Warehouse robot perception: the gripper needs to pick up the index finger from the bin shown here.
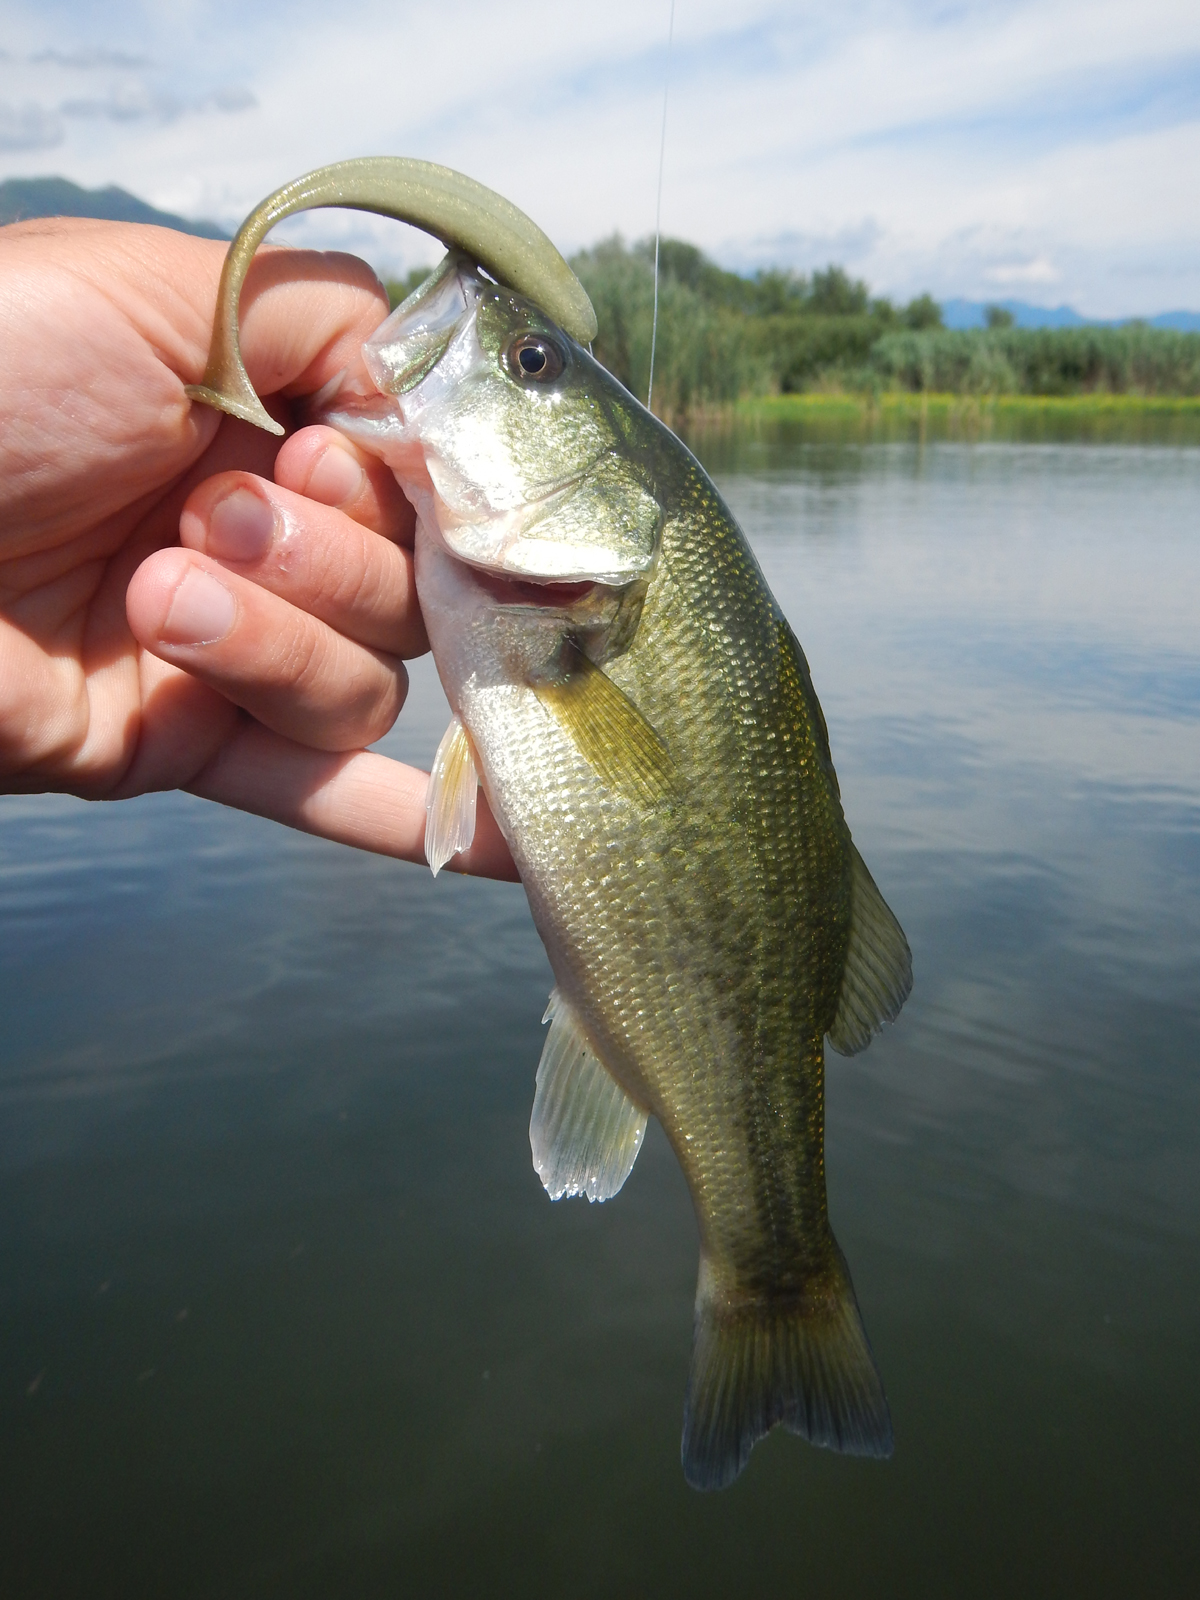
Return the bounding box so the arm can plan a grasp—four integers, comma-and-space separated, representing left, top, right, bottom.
188, 720, 520, 882
274, 425, 415, 545
223, 246, 391, 412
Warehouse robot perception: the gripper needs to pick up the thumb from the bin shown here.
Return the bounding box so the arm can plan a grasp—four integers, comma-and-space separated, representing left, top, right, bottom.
210, 244, 392, 407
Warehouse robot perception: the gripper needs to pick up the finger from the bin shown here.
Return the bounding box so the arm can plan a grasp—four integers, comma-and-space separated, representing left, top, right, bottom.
273, 426, 415, 545
178, 474, 427, 658
0, 230, 393, 550
127, 547, 407, 752
210, 247, 391, 409
188, 719, 519, 881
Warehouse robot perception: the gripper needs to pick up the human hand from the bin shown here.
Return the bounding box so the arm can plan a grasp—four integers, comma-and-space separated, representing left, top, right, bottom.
0, 218, 515, 880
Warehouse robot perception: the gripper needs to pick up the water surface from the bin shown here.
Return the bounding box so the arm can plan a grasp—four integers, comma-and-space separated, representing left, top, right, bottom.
2, 432, 1197, 1597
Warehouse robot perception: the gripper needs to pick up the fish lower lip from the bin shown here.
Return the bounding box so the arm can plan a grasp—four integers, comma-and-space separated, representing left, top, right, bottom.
470, 569, 598, 607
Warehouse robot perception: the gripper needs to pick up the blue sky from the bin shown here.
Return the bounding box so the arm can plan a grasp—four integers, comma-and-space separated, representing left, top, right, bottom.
1, 1, 1198, 315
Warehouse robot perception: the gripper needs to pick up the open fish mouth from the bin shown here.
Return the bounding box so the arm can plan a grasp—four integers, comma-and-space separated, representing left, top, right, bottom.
466, 569, 600, 608
429, 479, 647, 588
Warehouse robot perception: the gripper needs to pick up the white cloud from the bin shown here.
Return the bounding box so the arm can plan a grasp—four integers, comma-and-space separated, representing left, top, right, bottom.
1, 1, 1198, 314
985, 259, 1061, 286
0, 35, 256, 159
31, 47, 151, 69
0, 102, 63, 152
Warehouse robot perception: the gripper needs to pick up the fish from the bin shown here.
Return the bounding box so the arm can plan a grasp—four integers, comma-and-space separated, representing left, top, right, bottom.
325, 256, 912, 1490
187, 160, 912, 1491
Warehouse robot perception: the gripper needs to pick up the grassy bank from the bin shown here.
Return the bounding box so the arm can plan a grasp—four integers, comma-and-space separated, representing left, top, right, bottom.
870, 326, 1200, 398
713, 391, 1200, 445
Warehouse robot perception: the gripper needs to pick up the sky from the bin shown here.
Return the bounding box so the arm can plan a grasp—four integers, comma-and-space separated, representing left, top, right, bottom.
1, 0, 1198, 315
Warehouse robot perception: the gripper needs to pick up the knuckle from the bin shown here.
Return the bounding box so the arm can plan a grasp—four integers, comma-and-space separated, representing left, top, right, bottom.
342, 652, 407, 743
300, 523, 379, 621
274, 615, 327, 695
280, 629, 407, 750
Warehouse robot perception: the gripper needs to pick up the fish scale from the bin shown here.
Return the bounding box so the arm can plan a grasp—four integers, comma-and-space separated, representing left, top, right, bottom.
607, 487, 847, 1286
422, 332, 904, 1480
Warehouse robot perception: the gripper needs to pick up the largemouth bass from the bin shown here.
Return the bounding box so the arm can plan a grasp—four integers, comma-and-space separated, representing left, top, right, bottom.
325, 255, 913, 1489
184, 159, 911, 1489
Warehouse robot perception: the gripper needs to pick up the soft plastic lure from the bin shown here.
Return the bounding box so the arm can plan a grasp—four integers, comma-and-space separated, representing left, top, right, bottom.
186, 155, 596, 435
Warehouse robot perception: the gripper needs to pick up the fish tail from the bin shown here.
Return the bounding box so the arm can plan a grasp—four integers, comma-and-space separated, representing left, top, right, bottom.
681, 1243, 893, 1491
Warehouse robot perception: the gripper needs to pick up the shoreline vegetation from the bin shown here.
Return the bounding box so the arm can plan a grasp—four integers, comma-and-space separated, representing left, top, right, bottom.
711, 391, 1200, 446
386, 237, 1200, 428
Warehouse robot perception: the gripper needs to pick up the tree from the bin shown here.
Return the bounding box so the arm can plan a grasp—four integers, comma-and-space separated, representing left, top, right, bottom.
808, 265, 870, 316
903, 294, 943, 330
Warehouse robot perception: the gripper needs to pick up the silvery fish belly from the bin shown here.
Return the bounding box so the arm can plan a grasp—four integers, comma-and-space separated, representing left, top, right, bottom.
328, 254, 912, 1490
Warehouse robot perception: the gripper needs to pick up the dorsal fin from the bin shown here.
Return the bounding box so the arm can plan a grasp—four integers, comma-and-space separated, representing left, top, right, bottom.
533, 647, 675, 808
827, 845, 912, 1056
530, 990, 648, 1203
424, 715, 478, 876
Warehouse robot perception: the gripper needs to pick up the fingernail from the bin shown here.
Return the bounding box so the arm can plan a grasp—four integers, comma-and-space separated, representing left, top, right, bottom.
161, 568, 237, 645
306, 444, 366, 506
206, 487, 275, 562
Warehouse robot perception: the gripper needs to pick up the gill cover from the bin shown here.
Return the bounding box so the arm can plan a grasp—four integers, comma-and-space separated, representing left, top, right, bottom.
184, 156, 597, 436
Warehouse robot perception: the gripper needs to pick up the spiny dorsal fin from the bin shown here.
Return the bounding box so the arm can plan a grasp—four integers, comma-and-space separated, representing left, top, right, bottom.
827, 844, 912, 1056
424, 714, 478, 876
534, 647, 675, 807
530, 989, 648, 1203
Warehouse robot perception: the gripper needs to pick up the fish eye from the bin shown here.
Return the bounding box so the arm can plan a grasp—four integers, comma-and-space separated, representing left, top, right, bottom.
506, 333, 566, 385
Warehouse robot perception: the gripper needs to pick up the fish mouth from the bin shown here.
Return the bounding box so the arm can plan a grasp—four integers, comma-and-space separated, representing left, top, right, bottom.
364, 257, 477, 402
431, 534, 618, 624
468, 568, 600, 608
426, 448, 650, 587
434, 458, 598, 539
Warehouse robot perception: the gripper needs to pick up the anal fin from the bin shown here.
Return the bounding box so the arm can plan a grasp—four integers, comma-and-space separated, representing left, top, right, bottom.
530, 989, 648, 1203
827, 844, 913, 1056
424, 715, 478, 877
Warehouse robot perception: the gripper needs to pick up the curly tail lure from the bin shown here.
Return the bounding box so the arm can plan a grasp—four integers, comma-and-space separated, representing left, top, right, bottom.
185, 155, 597, 436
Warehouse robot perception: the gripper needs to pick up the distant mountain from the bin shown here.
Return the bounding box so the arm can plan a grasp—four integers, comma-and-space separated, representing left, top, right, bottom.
941, 297, 1200, 333
1145, 310, 1200, 332
0, 177, 229, 240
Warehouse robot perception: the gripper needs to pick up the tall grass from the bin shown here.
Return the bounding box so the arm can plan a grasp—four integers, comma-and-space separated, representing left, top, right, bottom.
871, 326, 1200, 397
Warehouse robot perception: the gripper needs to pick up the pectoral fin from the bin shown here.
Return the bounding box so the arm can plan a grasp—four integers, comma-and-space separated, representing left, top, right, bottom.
530, 989, 648, 1203
534, 648, 675, 808
424, 715, 478, 876
827, 845, 912, 1056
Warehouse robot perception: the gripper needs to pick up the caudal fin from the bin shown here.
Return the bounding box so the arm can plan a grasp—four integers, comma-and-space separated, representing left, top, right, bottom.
681, 1247, 893, 1491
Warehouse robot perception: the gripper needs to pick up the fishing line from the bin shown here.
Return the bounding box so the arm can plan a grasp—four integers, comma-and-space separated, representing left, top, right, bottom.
647, 0, 676, 414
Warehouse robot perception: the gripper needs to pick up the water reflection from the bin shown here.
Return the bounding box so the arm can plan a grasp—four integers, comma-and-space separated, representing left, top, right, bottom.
1, 434, 1197, 1597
